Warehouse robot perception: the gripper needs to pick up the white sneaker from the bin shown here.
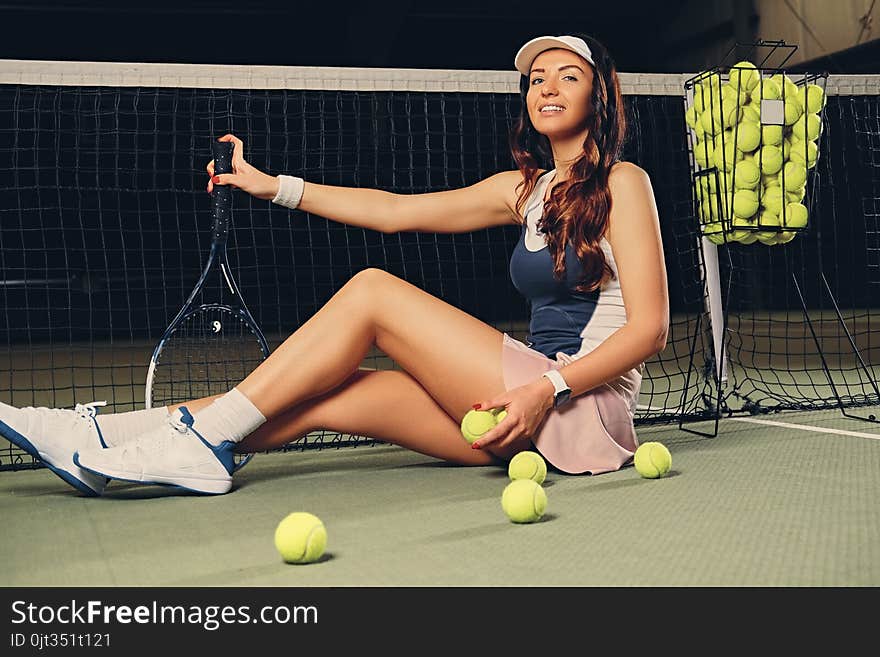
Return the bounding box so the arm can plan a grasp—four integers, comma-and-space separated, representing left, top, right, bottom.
0, 400, 110, 496
74, 406, 235, 495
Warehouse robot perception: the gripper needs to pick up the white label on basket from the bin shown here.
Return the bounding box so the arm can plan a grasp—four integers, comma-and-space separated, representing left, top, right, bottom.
760, 99, 784, 125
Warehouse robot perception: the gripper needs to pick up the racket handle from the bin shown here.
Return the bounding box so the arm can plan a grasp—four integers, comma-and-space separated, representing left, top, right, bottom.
211, 140, 234, 242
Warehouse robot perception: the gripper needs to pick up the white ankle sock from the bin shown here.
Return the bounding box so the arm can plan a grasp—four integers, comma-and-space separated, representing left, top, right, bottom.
190, 387, 266, 446
94, 406, 171, 447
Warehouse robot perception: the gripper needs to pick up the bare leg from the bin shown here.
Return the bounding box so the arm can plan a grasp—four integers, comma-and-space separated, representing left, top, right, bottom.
239, 368, 502, 465
165, 268, 529, 461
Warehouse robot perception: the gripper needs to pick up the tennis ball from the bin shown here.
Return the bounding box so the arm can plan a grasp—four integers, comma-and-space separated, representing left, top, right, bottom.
733, 158, 760, 189
755, 208, 781, 242
789, 138, 819, 168
733, 188, 759, 218
804, 83, 826, 113
700, 107, 721, 136
760, 77, 782, 100
721, 81, 748, 107
738, 232, 759, 244
783, 95, 803, 126
783, 202, 809, 229
706, 228, 726, 245
501, 479, 547, 523
741, 103, 760, 124
791, 112, 821, 141
460, 409, 501, 444
729, 61, 760, 94
693, 139, 714, 168
781, 161, 807, 192
762, 124, 783, 146
787, 186, 806, 203
685, 105, 700, 131
776, 230, 796, 244
759, 144, 783, 175
771, 73, 800, 103
274, 512, 327, 564
735, 121, 761, 152
633, 442, 672, 479
508, 451, 547, 484
761, 186, 785, 216
713, 138, 743, 171
728, 214, 756, 241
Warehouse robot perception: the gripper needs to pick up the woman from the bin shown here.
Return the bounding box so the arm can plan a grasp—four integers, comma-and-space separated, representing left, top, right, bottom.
0, 34, 668, 496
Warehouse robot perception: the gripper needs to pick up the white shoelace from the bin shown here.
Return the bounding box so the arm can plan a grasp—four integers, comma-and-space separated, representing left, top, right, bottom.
74, 401, 107, 426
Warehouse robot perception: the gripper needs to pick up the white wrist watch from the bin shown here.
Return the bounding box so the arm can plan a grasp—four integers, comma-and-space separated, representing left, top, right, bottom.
541, 370, 572, 408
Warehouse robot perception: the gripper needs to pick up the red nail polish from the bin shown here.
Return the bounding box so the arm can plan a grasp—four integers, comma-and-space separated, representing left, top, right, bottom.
471, 443, 480, 449
472, 404, 481, 410
212, 175, 220, 183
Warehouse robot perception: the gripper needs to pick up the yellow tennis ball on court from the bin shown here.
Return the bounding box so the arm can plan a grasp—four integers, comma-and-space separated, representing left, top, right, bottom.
460, 409, 499, 445
759, 145, 783, 175
633, 442, 672, 479
781, 161, 807, 192
501, 479, 547, 523
274, 512, 327, 564
508, 451, 547, 484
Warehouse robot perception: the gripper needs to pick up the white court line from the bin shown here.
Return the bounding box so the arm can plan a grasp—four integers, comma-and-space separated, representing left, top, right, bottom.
730, 417, 880, 441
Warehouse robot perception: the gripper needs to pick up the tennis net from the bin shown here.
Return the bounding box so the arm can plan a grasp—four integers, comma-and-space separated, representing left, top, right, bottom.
0, 61, 877, 469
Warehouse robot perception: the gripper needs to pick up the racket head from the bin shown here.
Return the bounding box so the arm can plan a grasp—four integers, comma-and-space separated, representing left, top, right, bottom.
146, 303, 269, 410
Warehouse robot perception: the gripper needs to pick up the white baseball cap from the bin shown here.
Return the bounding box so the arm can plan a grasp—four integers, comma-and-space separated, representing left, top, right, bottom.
514, 35, 595, 76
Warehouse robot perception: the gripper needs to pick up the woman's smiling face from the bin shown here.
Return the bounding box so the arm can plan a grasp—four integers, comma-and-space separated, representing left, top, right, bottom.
526, 48, 595, 140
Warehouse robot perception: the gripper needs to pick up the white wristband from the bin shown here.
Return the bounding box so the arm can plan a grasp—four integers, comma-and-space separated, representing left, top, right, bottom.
272, 175, 305, 210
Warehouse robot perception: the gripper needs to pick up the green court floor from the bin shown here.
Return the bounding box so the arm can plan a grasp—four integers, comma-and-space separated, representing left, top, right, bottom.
2, 408, 878, 587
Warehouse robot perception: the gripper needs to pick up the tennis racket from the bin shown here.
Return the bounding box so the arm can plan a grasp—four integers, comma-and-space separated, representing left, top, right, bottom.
145, 139, 270, 422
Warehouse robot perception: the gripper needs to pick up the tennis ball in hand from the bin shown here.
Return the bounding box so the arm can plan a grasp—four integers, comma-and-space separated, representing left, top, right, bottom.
460, 408, 506, 444
501, 479, 547, 523
508, 451, 547, 484
274, 512, 327, 564
633, 442, 672, 479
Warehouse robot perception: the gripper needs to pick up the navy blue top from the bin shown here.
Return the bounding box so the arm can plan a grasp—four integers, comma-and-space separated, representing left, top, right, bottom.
509, 171, 599, 358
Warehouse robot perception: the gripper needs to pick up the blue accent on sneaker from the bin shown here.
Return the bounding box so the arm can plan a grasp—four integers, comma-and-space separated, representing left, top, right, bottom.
0, 419, 101, 496
178, 406, 195, 427
176, 406, 236, 476
92, 416, 109, 449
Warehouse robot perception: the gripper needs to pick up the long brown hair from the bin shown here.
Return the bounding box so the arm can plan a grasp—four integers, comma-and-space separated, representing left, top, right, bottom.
508, 33, 627, 293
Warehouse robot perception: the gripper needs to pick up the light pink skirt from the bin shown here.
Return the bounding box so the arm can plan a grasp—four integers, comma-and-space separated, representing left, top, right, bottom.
501, 333, 639, 475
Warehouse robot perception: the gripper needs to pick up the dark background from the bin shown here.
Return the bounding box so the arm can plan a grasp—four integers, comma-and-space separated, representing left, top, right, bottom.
1, 0, 878, 73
